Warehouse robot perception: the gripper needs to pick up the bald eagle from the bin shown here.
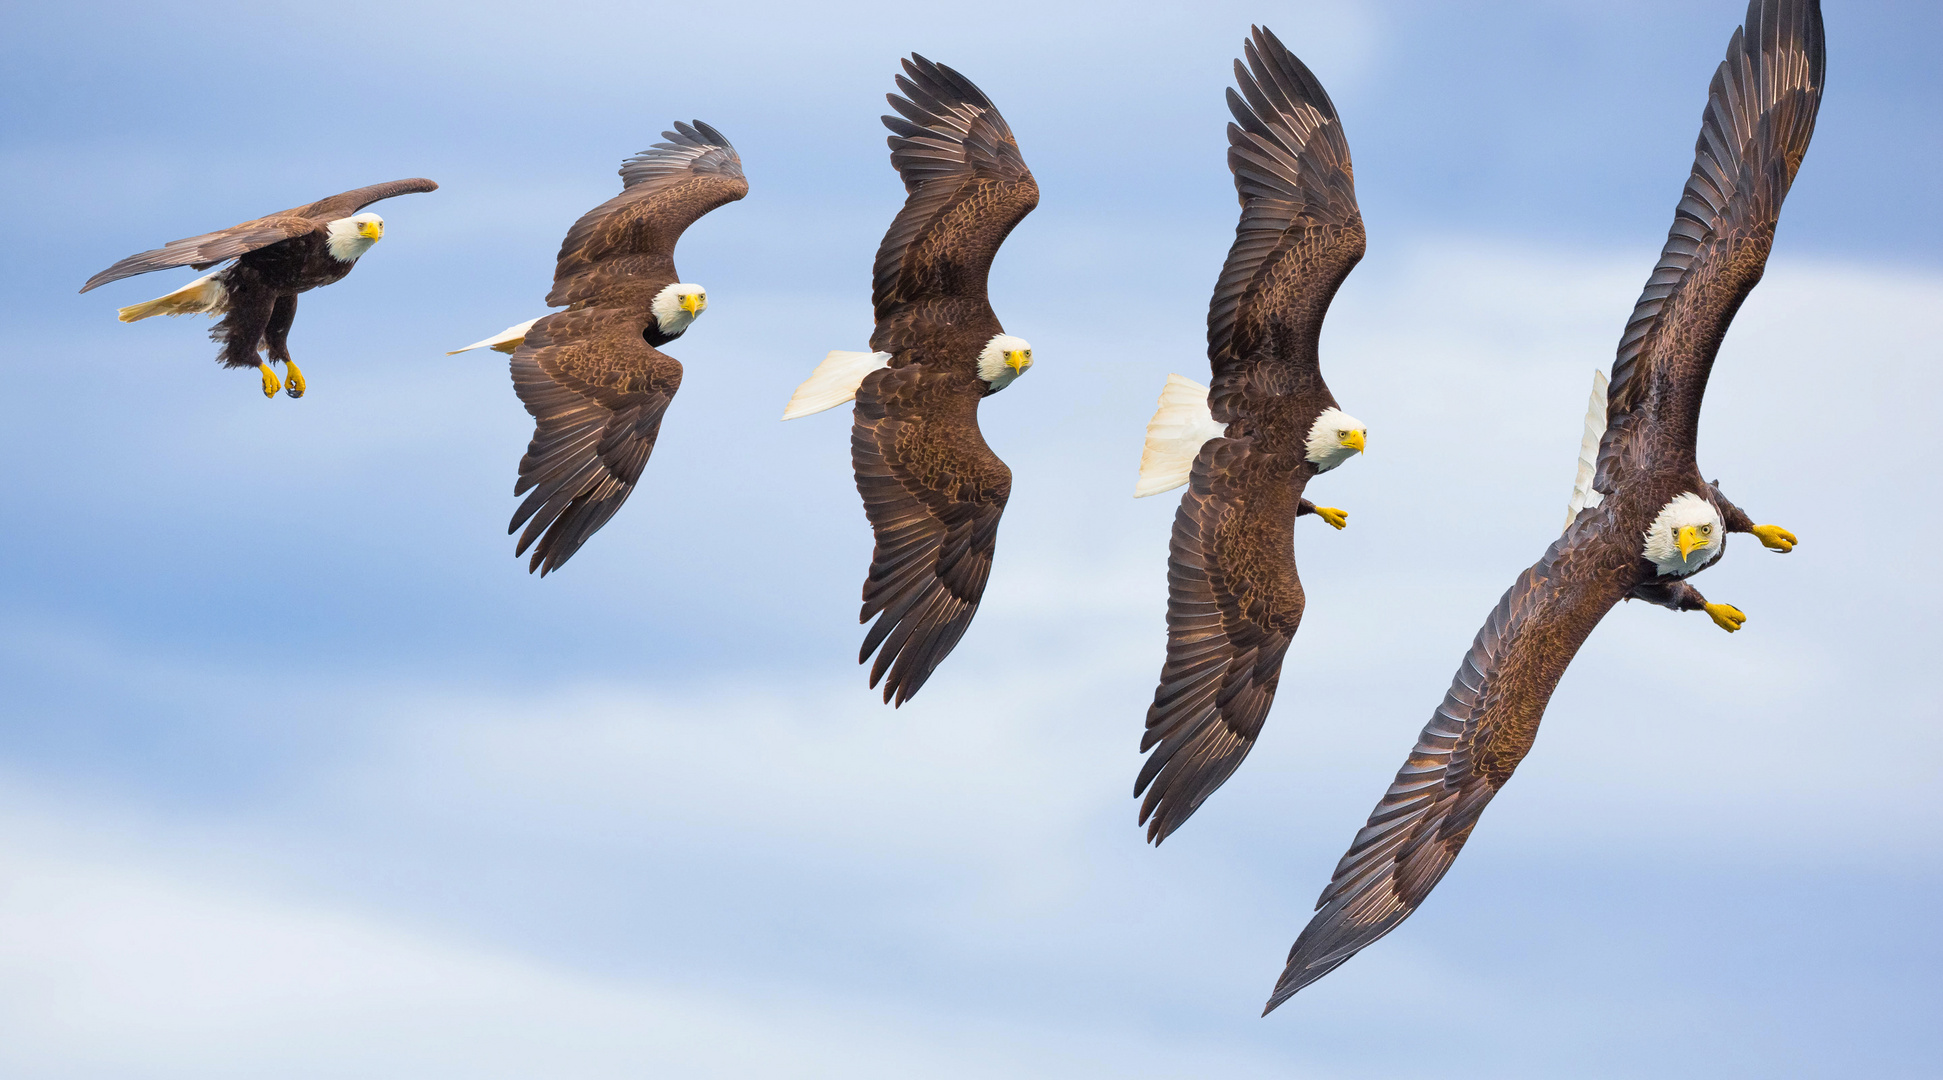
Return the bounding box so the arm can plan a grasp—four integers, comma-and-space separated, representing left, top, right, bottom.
450, 122, 747, 576
1130, 26, 1367, 844
781, 55, 1039, 706
1266, 0, 1820, 1012
80, 179, 439, 398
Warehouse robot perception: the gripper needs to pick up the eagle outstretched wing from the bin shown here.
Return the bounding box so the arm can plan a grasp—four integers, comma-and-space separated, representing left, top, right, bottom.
1598, 0, 1824, 487
1266, 537, 1629, 1011
508, 306, 680, 576
1205, 25, 1363, 424
80, 178, 439, 293
1137, 441, 1305, 843
547, 123, 748, 308
870, 54, 1038, 323
1134, 26, 1364, 843
852, 364, 1011, 706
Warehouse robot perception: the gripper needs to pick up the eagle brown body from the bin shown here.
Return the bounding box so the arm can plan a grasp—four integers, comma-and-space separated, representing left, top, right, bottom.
507, 122, 747, 575
1137, 27, 1366, 843
80, 178, 438, 381
849, 56, 1039, 706
1266, 0, 1824, 1010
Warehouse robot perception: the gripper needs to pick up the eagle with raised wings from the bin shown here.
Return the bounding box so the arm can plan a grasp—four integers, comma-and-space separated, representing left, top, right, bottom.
1129, 26, 1368, 844
451, 122, 747, 576
1266, 0, 1821, 1011
81, 178, 439, 398
781, 55, 1040, 706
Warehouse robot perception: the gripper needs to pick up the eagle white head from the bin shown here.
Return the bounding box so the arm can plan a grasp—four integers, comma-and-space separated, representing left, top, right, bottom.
325, 213, 385, 262
1643, 492, 1725, 576
977, 334, 1034, 392
1304, 407, 1367, 472
651, 282, 708, 335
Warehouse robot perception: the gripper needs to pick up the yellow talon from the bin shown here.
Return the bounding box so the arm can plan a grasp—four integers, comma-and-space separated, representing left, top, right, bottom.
258, 363, 281, 398
1750, 524, 1796, 552
1704, 602, 1746, 633
283, 360, 307, 399
1313, 506, 1349, 530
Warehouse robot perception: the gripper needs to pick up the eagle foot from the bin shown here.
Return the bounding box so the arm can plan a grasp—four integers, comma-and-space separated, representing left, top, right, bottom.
1750, 524, 1795, 552
1312, 506, 1349, 530
283, 360, 307, 399
257, 363, 282, 399
1704, 602, 1746, 633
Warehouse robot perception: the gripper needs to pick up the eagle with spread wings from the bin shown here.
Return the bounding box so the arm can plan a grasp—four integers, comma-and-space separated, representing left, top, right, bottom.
452, 122, 747, 575
1266, 0, 1822, 1011
81, 178, 439, 398
782, 56, 1040, 706
1130, 26, 1368, 843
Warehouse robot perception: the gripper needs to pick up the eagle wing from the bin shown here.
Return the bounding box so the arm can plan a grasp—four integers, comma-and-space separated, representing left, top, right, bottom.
1133, 27, 1364, 844
546, 123, 748, 308
80, 177, 440, 293
81, 215, 317, 293
1137, 442, 1307, 843
1598, 0, 1824, 487
852, 364, 1011, 706
1265, 534, 1632, 1011
871, 54, 1038, 323
1206, 25, 1364, 422
276, 177, 441, 222
508, 305, 681, 576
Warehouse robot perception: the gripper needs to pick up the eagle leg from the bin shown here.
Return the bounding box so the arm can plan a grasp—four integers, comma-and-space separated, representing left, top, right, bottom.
263, 294, 304, 398
1749, 524, 1796, 552
1295, 499, 1348, 531
1703, 602, 1747, 633
256, 363, 282, 398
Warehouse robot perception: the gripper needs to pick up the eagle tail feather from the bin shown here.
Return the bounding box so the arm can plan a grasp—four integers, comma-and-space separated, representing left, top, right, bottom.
1135, 374, 1226, 498
1564, 369, 1610, 529
116, 272, 227, 323
448, 317, 541, 355
781, 350, 893, 420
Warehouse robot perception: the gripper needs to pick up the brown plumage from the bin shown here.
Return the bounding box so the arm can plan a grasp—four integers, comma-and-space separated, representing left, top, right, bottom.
850, 55, 1039, 705
1137, 27, 1366, 843
1266, 0, 1823, 1011
507, 122, 747, 575
80, 179, 438, 394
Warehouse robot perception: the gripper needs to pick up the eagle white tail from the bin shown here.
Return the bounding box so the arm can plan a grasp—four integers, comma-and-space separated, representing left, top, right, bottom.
117, 272, 227, 322
1564, 369, 1610, 529
1135, 374, 1228, 498
448, 317, 541, 355
781, 350, 893, 420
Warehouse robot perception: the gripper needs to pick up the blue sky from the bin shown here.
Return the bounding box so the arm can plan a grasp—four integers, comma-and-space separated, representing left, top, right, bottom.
2, 1, 1939, 1076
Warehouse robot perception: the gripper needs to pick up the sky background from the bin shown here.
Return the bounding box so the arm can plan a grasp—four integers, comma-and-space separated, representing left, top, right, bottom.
2, 0, 1939, 1076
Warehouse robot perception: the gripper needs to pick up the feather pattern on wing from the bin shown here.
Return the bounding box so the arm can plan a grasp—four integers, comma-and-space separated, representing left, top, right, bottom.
1598, 0, 1824, 489
547, 123, 747, 308
508, 307, 679, 576
852, 364, 1010, 705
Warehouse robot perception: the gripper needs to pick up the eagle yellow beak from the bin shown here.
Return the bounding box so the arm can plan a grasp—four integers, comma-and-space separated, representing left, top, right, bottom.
681, 293, 703, 315
358, 220, 384, 241
1676, 524, 1706, 561
1006, 350, 1028, 373
1342, 429, 1366, 454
